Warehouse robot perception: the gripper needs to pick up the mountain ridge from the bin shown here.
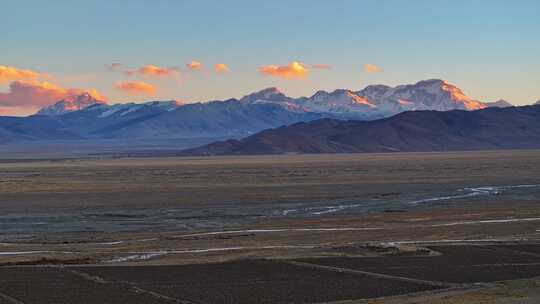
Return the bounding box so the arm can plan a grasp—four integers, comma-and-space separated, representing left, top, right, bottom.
37, 92, 107, 116
237, 79, 494, 118
0, 79, 532, 143
485, 99, 513, 108
182, 104, 540, 155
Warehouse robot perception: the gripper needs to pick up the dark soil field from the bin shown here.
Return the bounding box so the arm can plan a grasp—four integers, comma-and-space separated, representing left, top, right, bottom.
298, 244, 540, 284
0, 267, 167, 304
1, 245, 540, 303
74, 260, 440, 304
487, 244, 540, 256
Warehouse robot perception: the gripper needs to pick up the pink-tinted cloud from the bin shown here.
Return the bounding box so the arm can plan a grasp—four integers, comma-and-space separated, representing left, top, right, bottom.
0, 65, 41, 84
364, 63, 383, 73
311, 64, 332, 70
0, 106, 38, 116
214, 63, 230, 73
115, 81, 156, 95
258, 61, 309, 79
0, 80, 106, 108
125, 65, 180, 77
186, 60, 202, 71
107, 63, 123, 71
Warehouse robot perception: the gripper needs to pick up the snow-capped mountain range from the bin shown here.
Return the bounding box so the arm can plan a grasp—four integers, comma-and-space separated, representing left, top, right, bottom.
37, 79, 507, 119
240, 79, 491, 119
38, 93, 182, 116
0, 79, 532, 142
37, 93, 107, 115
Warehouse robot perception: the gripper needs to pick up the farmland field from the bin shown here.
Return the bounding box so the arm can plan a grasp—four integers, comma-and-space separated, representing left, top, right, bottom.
1, 150, 540, 303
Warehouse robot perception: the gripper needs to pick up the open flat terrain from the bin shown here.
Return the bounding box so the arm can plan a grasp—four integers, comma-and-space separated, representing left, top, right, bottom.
0, 245, 540, 303
1, 150, 540, 303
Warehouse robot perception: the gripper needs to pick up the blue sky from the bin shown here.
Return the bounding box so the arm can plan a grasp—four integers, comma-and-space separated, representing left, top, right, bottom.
1, 0, 539, 114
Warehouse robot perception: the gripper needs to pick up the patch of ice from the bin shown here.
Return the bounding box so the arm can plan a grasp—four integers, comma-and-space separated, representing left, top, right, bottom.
408, 184, 540, 206
107, 252, 164, 263
175, 227, 382, 238
407, 192, 483, 205
432, 217, 540, 227
0, 251, 73, 256
130, 245, 318, 256
383, 238, 527, 246
282, 184, 540, 216
93, 241, 124, 245
107, 245, 319, 263
134, 238, 158, 243
283, 203, 365, 216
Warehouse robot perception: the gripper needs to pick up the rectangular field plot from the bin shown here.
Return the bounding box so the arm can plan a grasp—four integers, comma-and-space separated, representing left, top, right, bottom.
486, 244, 540, 256
298, 245, 540, 284
75, 260, 440, 304
0, 267, 167, 304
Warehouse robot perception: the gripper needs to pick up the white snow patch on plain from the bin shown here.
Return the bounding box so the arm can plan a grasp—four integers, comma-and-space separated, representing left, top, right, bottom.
281, 184, 540, 216
107, 252, 164, 263
383, 238, 528, 246
432, 217, 540, 227
175, 227, 382, 238
93, 241, 125, 245
0, 251, 73, 256
282, 203, 365, 216
408, 184, 540, 206
107, 245, 320, 263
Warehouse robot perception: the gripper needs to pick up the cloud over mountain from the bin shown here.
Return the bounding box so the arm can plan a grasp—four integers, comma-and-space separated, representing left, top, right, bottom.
107, 63, 123, 71
125, 65, 180, 77
258, 61, 309, 79
115, 81, 156, 95
215, 63, 230, 73
0, 65, 41, 84
186, 60, 202, 71
364, 63, 383, 73
311, 64, 332, 70
0, 80, 105, 109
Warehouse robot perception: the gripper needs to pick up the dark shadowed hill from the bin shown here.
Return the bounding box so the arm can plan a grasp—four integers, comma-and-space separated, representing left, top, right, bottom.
182, 105, 540, 155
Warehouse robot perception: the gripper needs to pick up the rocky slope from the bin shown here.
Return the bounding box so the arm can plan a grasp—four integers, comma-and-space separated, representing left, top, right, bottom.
182, 105, 540, 155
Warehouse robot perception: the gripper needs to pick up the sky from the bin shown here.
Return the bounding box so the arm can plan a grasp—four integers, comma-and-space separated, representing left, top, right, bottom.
1, 0, 539, 115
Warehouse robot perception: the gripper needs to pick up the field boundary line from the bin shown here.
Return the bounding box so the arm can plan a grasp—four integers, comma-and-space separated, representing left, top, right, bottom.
319, 283, 493, 304
286, 260, 457, 288
0, 291, 25, 304
61, 267, 196, 304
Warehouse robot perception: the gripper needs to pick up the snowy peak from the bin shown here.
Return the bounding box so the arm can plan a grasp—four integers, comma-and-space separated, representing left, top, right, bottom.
95, 100, 184, 119
308, 89, 376, 111
143, 100, 184, 111
240, 87, 290, 103
37, 92, 107, 116
356, 84, 392, 101
237, 79, 489, 117
387, 79, 486, 111
439, 80, 486, 110
485, 99, 513, 108
37, 96, 183, 118
535, 100, 540, 105
32, 79, 501, 121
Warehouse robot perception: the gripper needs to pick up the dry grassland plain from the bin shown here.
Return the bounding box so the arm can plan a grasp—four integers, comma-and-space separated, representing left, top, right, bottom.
1, 150, 540, 303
